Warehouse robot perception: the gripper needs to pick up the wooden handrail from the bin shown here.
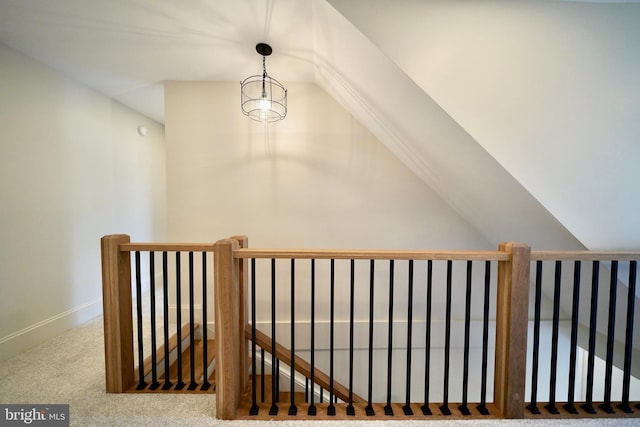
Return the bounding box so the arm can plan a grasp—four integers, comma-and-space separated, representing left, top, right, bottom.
246, 328, 366, 405
120, 242, 216, 252
531, 250, 640, 261
234, 248, 509, 261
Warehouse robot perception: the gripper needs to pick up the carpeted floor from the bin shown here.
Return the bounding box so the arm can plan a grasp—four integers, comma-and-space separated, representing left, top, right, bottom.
1, 316, 639, 427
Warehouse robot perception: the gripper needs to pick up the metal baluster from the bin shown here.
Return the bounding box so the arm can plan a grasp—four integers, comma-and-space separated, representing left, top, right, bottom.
250, 258, 258, 415
440, 260, 452, 416
366, 260, 375, 416
175, 252, 184, 390
261, 347, 265, 403
384, 260, 395, 416
477, 260, 491, 415
581, 260, 599, 414
347, 259, 356, 416
618, 260, 637, 413
269, 258, 278, 415
600, 260, 618, 414
288, 259, 297, 416
201, 252, 211, 391
563, 260, 581, 414
328, 259, 336, 416
149, 251, 160, 390
527, 261, 543, 414
459, 260, 472, 415
308, 259, 316, 416
134, 251, 147, 390
275, 358, 280, 402
187, 252, 197, 390
162, 251, 173, 390
545, 261, 562, 414
403, 260, 414, 416
421, 260, 433, 416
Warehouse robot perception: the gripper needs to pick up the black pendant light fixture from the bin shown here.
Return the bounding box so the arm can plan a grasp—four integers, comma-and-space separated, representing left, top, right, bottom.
240, 43, 287, 122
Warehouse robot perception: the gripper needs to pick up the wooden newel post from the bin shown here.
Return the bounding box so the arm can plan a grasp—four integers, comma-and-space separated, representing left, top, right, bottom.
229, 235, 249, 394
214, 238, 242, 420
101, 234, 134, 393
494, 242, 531, 418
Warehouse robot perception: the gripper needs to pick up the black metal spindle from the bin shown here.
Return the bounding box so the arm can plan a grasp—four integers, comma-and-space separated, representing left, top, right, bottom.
328, 259, 336, 416
134, 251, 147, 390
347, 259, 356, 416
187, 252, 197, 390
564, 260, 581, 414
440, 260, 452, 416
175, 252, 184, 390
309, 259, 316, 416
527, 261, 543, 414
581, 260, 599, 414
545, 261, 562, 414
600, 260, 618, 414
162, 251, 173, 390
201, 252, 211, 391
269, 258, 278, 415
618, 260, 637, 413
366, 259, 375, 417
149, 251, 160, 390
250, 258, 258, 415
305, 378, 309, 403
477, 260, 491, 415
459, 260, 472, 416
289, 259, 297, 416
261, 347, 265, 403
421, 260, 433, 416
275, 358, 280, 401
384, 260, 395, 416
403, 260, 414, 416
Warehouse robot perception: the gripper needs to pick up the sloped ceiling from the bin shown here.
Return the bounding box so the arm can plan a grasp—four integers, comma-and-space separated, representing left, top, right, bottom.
0, 0, 636, 250
329, 0, 640, 251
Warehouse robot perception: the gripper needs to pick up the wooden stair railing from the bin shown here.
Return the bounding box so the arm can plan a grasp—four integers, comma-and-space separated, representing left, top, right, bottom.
245, 328, 366, 405
103, 235, 639, 420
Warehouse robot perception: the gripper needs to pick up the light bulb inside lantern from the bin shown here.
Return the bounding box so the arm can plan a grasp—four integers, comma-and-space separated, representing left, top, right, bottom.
259, 96, 271, 111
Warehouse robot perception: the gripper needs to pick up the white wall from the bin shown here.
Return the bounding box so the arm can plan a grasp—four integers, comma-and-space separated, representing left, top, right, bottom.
313, 0, 584, 252
165, 80, 491, 249
0, 43, 166, 361
330, 0, 640, 251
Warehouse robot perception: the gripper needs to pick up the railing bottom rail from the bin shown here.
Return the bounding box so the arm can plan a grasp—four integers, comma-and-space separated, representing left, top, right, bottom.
235, 401, 500, 420
525, 402, 640, 419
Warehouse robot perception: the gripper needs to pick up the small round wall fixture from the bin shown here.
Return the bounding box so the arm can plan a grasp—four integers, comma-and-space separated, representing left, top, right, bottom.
240, 43, 287, 122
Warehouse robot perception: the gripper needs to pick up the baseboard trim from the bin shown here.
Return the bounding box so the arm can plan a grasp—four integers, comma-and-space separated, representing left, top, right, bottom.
0, 297, 102, 362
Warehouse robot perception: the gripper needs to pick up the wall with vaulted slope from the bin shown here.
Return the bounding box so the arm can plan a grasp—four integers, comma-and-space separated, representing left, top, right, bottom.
313, 0, 584, 252
328, 0, 640, 251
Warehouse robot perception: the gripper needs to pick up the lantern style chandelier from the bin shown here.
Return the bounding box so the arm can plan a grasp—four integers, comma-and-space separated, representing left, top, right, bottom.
240, 43, 287, 122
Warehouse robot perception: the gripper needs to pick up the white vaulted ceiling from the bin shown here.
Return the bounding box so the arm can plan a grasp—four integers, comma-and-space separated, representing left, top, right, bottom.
0, 0, 638, 251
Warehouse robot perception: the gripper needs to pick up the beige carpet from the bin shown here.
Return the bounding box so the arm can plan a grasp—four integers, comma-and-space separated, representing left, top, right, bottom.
1, 316, 639, 427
